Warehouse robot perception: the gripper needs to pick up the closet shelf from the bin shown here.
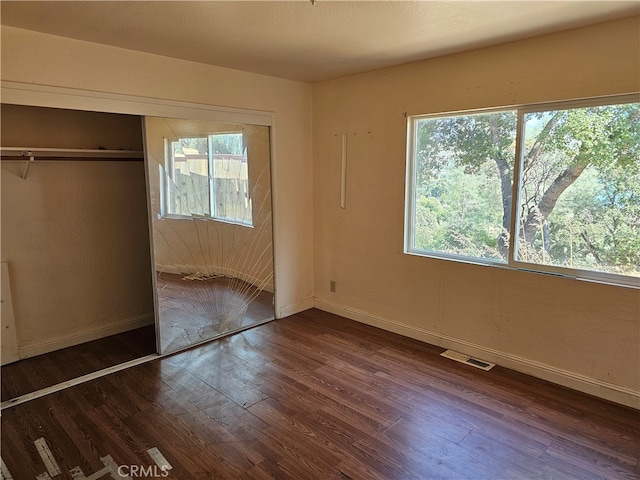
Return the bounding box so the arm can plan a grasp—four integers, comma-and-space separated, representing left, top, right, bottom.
0, 147, 144, 179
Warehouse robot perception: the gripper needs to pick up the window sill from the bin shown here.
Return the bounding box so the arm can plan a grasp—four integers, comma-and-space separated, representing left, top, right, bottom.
404, 249, 640, 290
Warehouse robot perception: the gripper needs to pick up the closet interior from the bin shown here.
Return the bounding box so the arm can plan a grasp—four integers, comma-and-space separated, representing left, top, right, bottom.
1, 104, 157, 401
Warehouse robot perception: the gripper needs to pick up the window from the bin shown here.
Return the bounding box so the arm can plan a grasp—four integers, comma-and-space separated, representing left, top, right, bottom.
406, 95, 640, 286
165, 132, 252, 226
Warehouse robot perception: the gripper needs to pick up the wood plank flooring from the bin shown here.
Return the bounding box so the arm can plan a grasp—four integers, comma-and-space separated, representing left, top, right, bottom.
1, 325, 156, 401
1, 309, 639, 479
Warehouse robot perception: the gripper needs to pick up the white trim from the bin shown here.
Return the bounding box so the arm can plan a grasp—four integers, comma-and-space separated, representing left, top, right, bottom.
1, 81, 274, 126
405, 92, 640, 119
313, 298, 640, 410
403, 115, 416, 253
340, 134, 347, 209
267, 119, 281, 319
17, 314, 154, 360
278, 298, 314, 319
0, 354, 159, 411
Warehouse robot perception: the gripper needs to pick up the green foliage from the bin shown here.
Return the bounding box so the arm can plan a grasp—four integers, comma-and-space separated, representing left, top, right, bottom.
543, 163, 640, 275
547, 104, 639, 171
175, 136, 208, 154
412, 101, 639, 277
212, 132, 244, 156
521, 103, 639, 275
173, 133, 245, 156
414, 154, 504, 261
416, 112, 516, 181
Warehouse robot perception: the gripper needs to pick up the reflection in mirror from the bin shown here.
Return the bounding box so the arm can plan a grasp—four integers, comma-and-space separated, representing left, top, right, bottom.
144, 117, 274, 354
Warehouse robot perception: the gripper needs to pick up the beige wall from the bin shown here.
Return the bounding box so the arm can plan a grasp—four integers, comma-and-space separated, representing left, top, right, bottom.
1, 26, 315, 319
312, 17, 640, 407
1, 105, 153, 353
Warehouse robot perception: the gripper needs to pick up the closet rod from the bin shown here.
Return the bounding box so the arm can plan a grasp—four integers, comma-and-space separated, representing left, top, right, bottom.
1, 147, 144, 179
0, 147, 144, 160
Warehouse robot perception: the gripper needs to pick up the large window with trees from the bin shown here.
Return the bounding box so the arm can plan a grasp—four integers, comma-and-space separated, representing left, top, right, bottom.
405, 95, 639, 286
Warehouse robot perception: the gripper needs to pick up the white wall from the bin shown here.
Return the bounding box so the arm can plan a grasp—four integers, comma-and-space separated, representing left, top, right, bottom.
312, 17, 640, 408
1, 26, 315, 324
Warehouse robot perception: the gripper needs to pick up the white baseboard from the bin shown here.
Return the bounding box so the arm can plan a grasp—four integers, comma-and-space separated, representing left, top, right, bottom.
18, 313, 155, 360
278, 297, 315, 319
314, 298, 640, 410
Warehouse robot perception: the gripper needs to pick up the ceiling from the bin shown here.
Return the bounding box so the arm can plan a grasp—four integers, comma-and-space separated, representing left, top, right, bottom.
1, 1, 638, 83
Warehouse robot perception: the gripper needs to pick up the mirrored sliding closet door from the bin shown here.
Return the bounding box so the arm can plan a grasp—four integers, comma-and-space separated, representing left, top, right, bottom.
144, 117, 275, 354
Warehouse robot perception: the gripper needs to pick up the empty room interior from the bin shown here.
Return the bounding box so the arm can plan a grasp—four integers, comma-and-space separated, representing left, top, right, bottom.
1, 2, 639, 479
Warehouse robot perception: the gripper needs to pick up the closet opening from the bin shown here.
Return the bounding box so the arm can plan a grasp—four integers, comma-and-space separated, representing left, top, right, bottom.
1, 104, 157, 402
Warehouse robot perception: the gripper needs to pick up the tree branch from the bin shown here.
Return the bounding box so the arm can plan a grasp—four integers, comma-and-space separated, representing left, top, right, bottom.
489, 116, 513, 258
580, 232, 602, 263
524, 112, 563, 170
522, 161, 588, 244
537, 161, 588, 218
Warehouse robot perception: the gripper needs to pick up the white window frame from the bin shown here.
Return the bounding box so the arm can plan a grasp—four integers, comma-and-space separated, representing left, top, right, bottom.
405, 93, 640, 289
162, 132, 253, 227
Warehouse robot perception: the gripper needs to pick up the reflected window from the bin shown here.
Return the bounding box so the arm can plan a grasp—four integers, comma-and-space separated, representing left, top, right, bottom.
165, 132, 253, 226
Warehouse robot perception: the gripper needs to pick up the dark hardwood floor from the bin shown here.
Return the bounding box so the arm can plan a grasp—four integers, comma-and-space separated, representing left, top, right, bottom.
1, 309, 639, 479
1, 325, 156, 401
